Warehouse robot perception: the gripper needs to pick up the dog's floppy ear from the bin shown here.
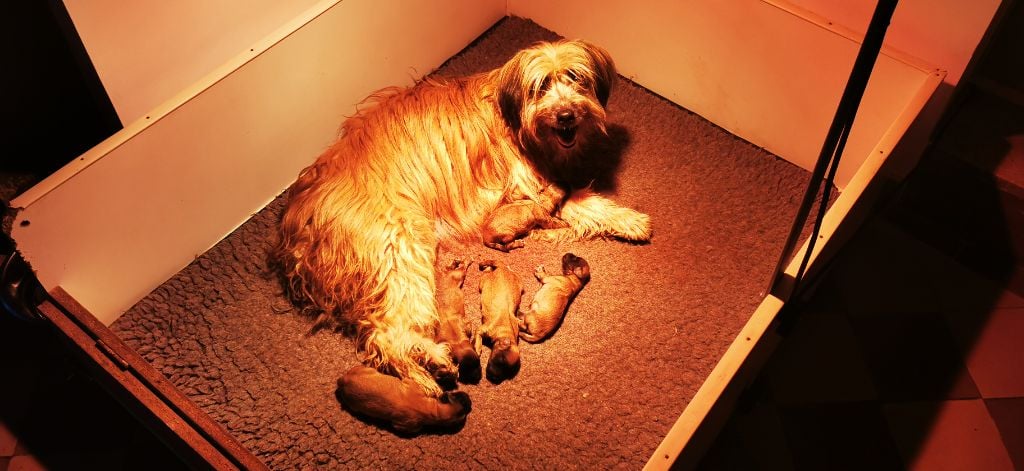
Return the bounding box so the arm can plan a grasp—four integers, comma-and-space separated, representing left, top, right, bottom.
578, 40, 616, 107
496, 52, 525, 131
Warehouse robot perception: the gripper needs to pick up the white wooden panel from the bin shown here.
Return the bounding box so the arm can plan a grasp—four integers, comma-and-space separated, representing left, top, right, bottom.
507, 0, 937, 188
11, 0, 505, 325
64, 0, 326, 124
784, 0, 999, 85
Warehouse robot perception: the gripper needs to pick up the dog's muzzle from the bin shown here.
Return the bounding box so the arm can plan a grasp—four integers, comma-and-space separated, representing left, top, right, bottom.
555, 110, 578, 148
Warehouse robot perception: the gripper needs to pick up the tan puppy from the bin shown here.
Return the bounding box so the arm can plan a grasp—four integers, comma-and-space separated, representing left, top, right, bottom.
481, 184, 568, 252
476, 260, 523, 382
336, 365, 471, 434
519, 253, 590, 343
435, 259, 481, 384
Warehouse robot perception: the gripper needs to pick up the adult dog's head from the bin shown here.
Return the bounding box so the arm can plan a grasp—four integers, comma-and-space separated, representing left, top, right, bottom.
496, 39, 616, 160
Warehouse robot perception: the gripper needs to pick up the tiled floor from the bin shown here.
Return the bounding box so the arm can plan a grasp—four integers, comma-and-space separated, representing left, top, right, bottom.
698, 84, 1024, 470
3, 43, 1023, 471
0, 309, 188, 470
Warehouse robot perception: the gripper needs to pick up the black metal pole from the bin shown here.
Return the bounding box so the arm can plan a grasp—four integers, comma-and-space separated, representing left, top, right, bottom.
767, 0, 900, 301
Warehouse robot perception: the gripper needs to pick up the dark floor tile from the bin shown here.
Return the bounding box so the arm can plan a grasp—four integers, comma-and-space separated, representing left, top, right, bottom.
955, 244, 1018, 289
6, 454, 44, 471
985, 397, 1024, 470
879, 203, 966, 258
696, 422, 770, 471
0, 422, 14, 458
762, 312, 877, 405
14, 373, 141, 458
121, 432, 190, 471
948, 307, 1024, 398
924, 249, 1024, 314
696, 399, 794, 471
934, 89, 1024, 172
1009, 268, 1024, 299
883, 149, 1016, 265
848, 313, 979, 401
778, 402, 904, 470
11, 451, 127, 471
0, 315, 189, 470
884, 399, 1015, 470
955, 193, 1019, 279
827, 220, 947, 317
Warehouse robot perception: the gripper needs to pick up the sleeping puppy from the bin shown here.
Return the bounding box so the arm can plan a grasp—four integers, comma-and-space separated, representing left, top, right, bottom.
336, 365, 471, 434
519, 253, 590, 343
435, 259, 481, 384
476, 260, 523, 382
481, 184, 568, 252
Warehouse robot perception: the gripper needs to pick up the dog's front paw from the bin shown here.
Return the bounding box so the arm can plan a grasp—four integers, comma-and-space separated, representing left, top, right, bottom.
612, 209, 652, 242
427, 358, 459, 390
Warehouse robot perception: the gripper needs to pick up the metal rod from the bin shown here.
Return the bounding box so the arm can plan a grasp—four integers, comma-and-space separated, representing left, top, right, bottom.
766, 0, 900, 302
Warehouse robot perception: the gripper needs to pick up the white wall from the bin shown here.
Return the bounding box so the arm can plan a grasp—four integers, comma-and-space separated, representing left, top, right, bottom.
508, 0, 943, 188
14, 0, 505, 325
64, 0, 326, 125
13, 1, 978, 324
785, 0, 1000, 85
780, 0, 1001, 177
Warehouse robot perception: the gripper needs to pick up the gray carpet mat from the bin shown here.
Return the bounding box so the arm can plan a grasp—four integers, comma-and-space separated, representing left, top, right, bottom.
111, 16, 825, 469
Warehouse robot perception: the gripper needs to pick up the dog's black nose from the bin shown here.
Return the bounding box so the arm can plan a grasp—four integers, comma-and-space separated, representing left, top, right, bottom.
556, 110, 575, 125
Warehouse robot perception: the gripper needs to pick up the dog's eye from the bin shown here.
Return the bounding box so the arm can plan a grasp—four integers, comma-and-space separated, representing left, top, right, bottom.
566, 70, 579, 83
538, 77, 552, 94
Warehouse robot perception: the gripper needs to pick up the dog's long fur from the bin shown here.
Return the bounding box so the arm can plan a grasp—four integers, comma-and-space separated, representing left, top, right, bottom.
275, 39, 651, 397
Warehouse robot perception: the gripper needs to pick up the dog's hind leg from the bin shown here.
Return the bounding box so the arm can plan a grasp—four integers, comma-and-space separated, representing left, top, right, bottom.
543, 188, 652, 242
360, 212, 458, 397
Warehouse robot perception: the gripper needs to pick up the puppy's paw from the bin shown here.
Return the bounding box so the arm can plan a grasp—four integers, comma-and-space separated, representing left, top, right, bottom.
440, 390, 473, 416
484, 240, 525, 252
529, 227, 574, 243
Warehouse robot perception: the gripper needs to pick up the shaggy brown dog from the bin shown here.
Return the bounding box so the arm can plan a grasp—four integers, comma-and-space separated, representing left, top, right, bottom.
435, 259, 481, 384
476, 260, 523, 382
336, 365, 471, 434
519, 253, 590, 343
481, 184, 567, 252
275, 39, 652, 397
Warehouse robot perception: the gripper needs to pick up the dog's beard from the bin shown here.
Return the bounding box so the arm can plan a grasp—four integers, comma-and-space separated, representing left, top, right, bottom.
520, 93, 608, 164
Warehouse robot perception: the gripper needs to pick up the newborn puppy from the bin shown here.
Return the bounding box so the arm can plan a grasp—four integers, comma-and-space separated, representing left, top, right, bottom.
336, 365, 471, 434
481, 184, 568, 252
476, 260, 523, 382
435, 259, 481, 384
519, 253, 591, 343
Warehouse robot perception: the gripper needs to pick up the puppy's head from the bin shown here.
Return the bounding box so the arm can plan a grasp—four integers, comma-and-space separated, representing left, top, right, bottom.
442, 259, 469, 286
560, 252, 591, 282
485, 339, 521, 383
497, 39, 616, 160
